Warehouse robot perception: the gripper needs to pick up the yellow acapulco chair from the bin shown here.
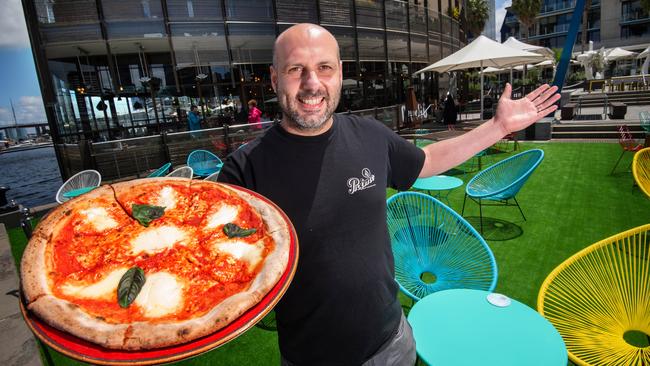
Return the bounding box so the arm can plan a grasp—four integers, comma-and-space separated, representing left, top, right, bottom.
633, 147, 650, 199
537, 224, 650, 366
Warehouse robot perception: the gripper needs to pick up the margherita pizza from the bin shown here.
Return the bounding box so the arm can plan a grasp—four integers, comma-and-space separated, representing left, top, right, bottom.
20, 178, 291, 350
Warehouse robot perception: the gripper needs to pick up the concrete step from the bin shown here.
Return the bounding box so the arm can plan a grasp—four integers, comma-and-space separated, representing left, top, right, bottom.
551, 131, 646, 139
553, 124, 644, 132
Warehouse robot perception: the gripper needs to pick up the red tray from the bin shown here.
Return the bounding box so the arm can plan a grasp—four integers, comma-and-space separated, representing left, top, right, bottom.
20, 186, 299, 365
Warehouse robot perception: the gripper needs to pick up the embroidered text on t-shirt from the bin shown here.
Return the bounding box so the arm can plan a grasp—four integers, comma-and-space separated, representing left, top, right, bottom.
347, 168, 376, 194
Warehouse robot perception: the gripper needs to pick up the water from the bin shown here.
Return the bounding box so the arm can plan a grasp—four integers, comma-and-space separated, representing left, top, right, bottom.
0, 147, 62, 208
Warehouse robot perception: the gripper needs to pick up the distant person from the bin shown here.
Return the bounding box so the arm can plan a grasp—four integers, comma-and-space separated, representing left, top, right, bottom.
443, 93, 458, 130
187, 105, 202, 131
247, 99, 263, 130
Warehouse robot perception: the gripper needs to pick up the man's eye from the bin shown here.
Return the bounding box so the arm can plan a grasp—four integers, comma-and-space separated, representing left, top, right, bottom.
287, 67, 302, 74
320, 65, 333, 71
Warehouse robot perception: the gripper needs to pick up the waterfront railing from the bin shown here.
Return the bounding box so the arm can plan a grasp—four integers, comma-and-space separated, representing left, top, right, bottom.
55, 105, 406, 181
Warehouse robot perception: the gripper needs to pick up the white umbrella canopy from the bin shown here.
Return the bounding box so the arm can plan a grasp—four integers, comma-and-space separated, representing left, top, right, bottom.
413, 36, 543, 120
639, 45, 650, 59
606, 47, 637, 61
413, 35, 544, 74
503, 37, 555, 60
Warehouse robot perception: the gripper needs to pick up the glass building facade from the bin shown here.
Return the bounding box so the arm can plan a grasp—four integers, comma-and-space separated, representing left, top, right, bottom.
22, 0, 465, 143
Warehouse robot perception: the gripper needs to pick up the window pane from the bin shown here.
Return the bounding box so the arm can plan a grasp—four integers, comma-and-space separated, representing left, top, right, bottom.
325, 26, 357, 61
385, 1, 407, 31
409, 3, 427, 34
355, 0, 384, 28
228, 24, 275, 63
387, 32, 409, 61
428, 9, 441, 35
357, 29, 385, 60
166, 0, 223, 21
319, 0, 353, 25
429, 38, 441, 63
276, 0, 318, 23
171, 23, 228, 68
102, 0, 165, 39
410, 35, 427, 62
224, 0, 273, 21
34, 0, 98, 24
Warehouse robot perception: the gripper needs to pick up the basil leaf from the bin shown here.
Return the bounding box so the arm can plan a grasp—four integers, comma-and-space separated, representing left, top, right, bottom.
117, 267, 146, 308
223, 223, 257, 238
132, 204, 165, 227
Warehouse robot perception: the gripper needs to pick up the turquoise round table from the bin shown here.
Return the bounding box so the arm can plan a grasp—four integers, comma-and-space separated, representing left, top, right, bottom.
412, 175, 463, 205
407, 289, 567, 366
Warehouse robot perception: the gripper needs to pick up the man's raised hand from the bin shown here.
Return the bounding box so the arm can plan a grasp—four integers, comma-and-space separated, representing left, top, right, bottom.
493, 83, 561, 136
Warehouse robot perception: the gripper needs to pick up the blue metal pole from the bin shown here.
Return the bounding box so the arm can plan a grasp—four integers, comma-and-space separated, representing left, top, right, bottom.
552, 0, 587, 92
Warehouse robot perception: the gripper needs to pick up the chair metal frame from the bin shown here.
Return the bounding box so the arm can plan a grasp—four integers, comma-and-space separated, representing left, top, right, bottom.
166, 166, 194, 178
462, 149, 544, 234
538, 223, 650, 366
204, 171, 220, 182
55, 170, 102, 204
610, 125, 644, 175
632, 147, 650, 199
387, 192, 498, 302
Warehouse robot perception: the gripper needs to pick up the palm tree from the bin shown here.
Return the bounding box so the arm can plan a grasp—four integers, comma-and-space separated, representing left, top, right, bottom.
466, 0, 489, 38
511, 0, 542, 40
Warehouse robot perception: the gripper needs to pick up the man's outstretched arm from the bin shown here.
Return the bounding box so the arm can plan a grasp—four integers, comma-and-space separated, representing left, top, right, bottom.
419, 83, 560, 177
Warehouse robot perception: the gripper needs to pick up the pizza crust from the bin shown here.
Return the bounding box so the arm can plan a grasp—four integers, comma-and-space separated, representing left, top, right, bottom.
20, 179, 292, 350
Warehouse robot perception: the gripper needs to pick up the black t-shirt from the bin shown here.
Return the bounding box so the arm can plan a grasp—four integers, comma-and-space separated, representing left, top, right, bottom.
217, 114, 425, 365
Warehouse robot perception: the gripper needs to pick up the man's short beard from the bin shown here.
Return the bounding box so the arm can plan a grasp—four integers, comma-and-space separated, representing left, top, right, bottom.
279, 90, 340, 131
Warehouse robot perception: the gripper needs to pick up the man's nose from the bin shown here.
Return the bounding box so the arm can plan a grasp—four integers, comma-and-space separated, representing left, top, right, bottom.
300, 70, 320, 92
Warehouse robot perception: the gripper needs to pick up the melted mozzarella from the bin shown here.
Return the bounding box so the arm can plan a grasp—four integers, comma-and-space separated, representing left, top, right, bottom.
134, 272, 184, 317
80, 207, 118, 232
156, 186, 177, 210
130, 226, 187, 255
61, 268, 128, 300
206, 205, 239, 229
215, 241, 265, 271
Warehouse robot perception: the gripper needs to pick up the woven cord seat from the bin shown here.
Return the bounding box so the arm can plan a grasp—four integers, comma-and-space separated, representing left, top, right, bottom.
147, 162, 171, 178
633, 147, 650, 199
187, 150, 223, 177
462, 149, 544, 233
538, 224, 650, 366
55, 170, 101, 204
166, 166, 193, 178
387, 192, 497, 302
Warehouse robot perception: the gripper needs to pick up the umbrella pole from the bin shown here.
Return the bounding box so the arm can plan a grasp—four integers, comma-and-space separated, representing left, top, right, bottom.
510, 67, 513, 85
479, 60, 483, 122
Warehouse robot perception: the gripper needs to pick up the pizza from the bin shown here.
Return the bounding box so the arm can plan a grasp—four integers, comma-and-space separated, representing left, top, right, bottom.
20, 178, 291, 350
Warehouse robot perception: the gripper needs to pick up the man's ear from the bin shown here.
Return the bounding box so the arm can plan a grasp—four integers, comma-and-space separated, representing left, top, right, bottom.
339, 61, 343, 84
270, 65, 278, 92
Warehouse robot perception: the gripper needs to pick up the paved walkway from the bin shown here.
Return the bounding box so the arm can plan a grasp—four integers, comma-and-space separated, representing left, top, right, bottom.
0, 224, 41, 366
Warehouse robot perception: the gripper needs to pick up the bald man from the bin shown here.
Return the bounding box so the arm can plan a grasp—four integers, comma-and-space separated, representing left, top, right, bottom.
219, 24, 559, 365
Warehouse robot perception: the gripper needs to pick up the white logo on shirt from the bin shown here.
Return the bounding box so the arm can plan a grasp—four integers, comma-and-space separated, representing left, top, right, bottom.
347, 168, 376, 194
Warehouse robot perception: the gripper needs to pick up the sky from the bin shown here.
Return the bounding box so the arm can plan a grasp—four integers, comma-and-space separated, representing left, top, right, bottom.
0, 0, 513, 127
0, 0, 46, 127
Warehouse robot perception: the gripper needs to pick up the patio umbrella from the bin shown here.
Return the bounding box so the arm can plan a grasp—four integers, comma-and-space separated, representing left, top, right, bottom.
605, 47, 637, 61
413, 35, 543, 120
503, 37, 555, 60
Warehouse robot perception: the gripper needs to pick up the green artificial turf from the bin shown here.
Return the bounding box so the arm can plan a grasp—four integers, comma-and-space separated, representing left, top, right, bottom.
7, 141, 650, 365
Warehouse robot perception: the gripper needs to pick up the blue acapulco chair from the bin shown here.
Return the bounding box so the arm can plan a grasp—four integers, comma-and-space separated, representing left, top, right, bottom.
386, 192, 498, 302
462, 149, 544, 234
187, 150, 224, 178
55, 169, 102, 204
147, 162, 172, 177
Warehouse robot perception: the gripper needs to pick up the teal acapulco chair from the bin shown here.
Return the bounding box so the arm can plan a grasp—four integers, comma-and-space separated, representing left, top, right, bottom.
462, 149, 544, 234
387, 192, 498, 302
147, 162, 172, 177
187, 150, 224, 178
55, 169, 102, 204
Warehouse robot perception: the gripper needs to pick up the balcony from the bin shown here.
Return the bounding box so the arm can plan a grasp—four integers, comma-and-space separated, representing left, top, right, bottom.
540, 1, 574, 14
621, 9, 650, 25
